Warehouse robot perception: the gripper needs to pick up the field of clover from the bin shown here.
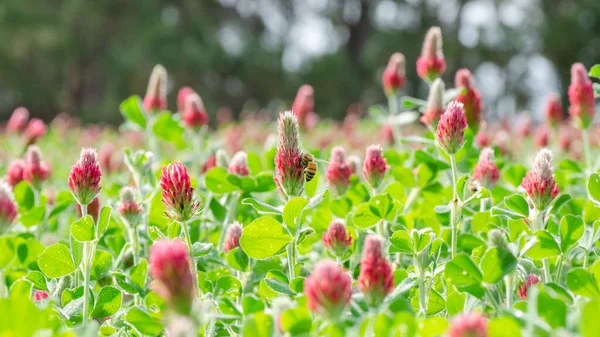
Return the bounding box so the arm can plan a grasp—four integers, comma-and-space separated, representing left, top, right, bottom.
2, 26, 600, 337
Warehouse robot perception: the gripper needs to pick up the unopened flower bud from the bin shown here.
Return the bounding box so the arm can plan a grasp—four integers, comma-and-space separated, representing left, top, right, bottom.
416, 27, 446, 82
545, 93, 563, 128
68, 148, 102, 206
6, 160, 25, 187
380, 124, 395, 146
420, 78, 446, 127
160, 162, 201, 222
182, 93, 209, 130
322, 220, 352, 258
23, 146, 51, 189
33, 290, 49, 301
149, 240, 195, 314
487, 229, 506, 248
382, 53, 406, 96
325, 147, 352, 195
455, 69, 483, 131
447, 312, 488, 337
143, 65, 168, 112
177, 87, 195, 113
0, 182, 17, 234
291, 85, 315, 129
357, 235, 394, 307
118, 187, 143, 226
228, 151, 249, 176
304, 260, 352, 320
6, 107, 29, 133
363, 145, 389, 189
436, 101, 467, 155
274, 111, 304, 199
521, 149, 559, 211
533, 125, 549, 148
223, 223, 243, 253
517, 274, 541, 300
202, 155, 217, 173
472, 147, 499, 189
568, 63, 595, 129
25, 118, 47, 145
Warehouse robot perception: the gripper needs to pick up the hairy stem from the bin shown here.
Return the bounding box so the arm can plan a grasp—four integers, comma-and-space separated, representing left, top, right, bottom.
181, 220, 200, 297
450, 155, 460, 258
287, 240, 297, 280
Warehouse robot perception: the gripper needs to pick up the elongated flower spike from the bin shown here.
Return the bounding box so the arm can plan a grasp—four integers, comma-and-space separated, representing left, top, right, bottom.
68, 148, 102, 207
326, 147, 352, 195
6, 107, 29, 133
292, 85, 315, 129
322, 220, 353, 258
382, 53, 406, 96
417, 27, 446, 82
420, 78, 446, 127
6, 160, 25, 187
182, 93, 209, 130
517, 274, 541, 300
521, 149, 560, 211
437, 101, 467, 155
472, 147, 499, 190
304, 260, 352, 320
118, 186, 143, 226
568, 63, 595, 129
149, 240, 195, 314
160, 162, 201, 222
25, 118, 47, 146
143, 64, 168, 112
223, 222, 243, 253
177, 86, 195, 113
447, 312, 488, 337
455, 69, 483, 131
228, 151, 249, 176
545, 93, 563, 128
274, 111, 304, 199
0, 181, 18, 234
533, 125, 550, 148
363, 145, 389, 189
357, 234, 394, 307
23, 146, 51, 189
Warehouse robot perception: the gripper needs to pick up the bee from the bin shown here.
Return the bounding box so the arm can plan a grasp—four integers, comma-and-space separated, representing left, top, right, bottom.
300, 152, 328, 182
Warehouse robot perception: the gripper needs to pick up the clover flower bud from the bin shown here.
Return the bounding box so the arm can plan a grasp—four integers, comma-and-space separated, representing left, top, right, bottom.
357, 235, 394, 307
363, 145, 389, 189
382, 53, 406, 96
436, 101, 467, 155
322, 220, 352, 258
420, 78, 446, 127
521, 149, 560, 211
160, 162, 201, 222
455, 69, 483, 131
274, 111, 304, 199
416, 27, 446, 82
568, 63, 595, 129
143, 64, 168, 112
517, 274, 541, 300
325, 147, 352, 195
447, 312, 488, 337
304, 260, 352, 320
68, 148, 102, 206
223, 222, 243, 253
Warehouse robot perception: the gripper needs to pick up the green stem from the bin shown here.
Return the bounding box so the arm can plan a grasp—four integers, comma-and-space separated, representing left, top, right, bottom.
484, 287, 500, 312
402, 187, 420, 213
584, 250, 589, 268
582, 129, 593, 176
542, 258, 552, 283
79, 204, 93, 324
417, 264, 427, 317
287, 240, 297, 280
555, 255, 564, 282
181, 220, 200, 297
449, 155, 460, 258
218, 192, 240, 249
376, 220, 385, 237
387, 94, 404, 152
505, 274, 513, 310
128, 227, 139, 265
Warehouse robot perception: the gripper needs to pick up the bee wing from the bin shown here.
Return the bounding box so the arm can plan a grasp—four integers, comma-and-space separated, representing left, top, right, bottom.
313, 158, 329, 164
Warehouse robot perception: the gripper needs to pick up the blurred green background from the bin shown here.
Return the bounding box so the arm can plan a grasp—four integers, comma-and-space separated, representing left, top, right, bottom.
0, 0, 598, 124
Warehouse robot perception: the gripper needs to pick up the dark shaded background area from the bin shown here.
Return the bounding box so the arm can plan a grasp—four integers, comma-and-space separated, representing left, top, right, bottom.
0, 0, 598, 124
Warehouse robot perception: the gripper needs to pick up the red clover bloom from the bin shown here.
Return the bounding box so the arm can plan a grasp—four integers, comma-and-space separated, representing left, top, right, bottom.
160, 162, 201, 222
382, 53, 406, 96
357, 234, 394, 307
304, 260, 352, 320
521, 149, 560, 211
274, 111, 304, 199
416, 27, 446, 82
436, 101, 467, 155
322, 220, 352, 258
455, 69, 483, 131
568, 63, 595, 129
363, 145, 389, 189
325, 147, 352, 195
68, 148, 102, 207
